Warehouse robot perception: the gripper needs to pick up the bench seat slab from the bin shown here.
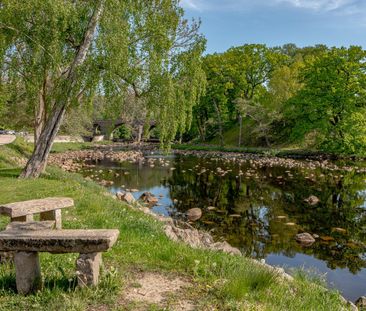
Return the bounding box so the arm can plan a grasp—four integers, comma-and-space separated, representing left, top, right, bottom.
0, 197, 74, 218
0, 229, 119, 253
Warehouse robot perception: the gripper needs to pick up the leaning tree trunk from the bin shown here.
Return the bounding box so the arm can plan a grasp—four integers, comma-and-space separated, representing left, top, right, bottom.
34, 74, 48, 145
20, 0, 105, 178
21, 105, 67, 178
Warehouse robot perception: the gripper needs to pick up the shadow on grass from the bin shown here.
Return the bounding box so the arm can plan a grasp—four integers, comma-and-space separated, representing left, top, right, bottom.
0, 168, 21, 178
0, 275, 78, 294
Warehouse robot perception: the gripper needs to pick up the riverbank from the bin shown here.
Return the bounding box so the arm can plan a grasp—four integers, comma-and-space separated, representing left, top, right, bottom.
172, 143, 366, 161
0, 139, 355, 310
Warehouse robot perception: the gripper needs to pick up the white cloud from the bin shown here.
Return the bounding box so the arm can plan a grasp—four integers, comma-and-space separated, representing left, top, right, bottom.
276, 0, 354, 11
180, 0, 201, 10
180, 0, 360, 14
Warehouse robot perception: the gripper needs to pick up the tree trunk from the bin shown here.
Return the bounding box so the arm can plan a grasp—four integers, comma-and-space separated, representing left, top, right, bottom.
197, 117, 206, 142
137, 124, 143, 143
20, 0, 105, 178
34, 74, 48, 145
264, 134, 271, 147
21, 105, 67, 178
213, 101, 224, 147
238, 115, 242, 148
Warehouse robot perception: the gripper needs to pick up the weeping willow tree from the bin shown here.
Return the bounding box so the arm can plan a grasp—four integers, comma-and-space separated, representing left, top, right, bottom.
0, 0, 206, 178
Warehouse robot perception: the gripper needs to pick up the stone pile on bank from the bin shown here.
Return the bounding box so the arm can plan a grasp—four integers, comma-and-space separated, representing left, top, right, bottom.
49, 150, 144, 173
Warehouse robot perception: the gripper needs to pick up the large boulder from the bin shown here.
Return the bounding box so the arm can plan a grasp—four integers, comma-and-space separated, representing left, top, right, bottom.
186, 208, 202, 222
295, 232, 315, 246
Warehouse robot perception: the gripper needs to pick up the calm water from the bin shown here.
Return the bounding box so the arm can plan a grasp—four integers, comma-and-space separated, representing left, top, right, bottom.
81, 153, 366, 301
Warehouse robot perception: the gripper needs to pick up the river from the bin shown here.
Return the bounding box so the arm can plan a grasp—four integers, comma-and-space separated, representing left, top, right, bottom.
79, 151, 366, 301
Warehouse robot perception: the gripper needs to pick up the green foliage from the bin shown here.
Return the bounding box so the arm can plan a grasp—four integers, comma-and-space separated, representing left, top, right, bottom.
189, 43, 366, 155
193, 44, 287, 144
112, 124, 132, 139
287, 46, 366, 155
0, 0, 206, 147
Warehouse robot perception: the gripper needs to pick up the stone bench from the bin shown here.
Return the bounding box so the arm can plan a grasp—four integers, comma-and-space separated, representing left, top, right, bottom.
0, 197, 74, 229
0, 222, 119, 294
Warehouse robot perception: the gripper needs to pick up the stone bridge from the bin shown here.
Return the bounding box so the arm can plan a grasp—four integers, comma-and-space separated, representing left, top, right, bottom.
93, 119, 156, 141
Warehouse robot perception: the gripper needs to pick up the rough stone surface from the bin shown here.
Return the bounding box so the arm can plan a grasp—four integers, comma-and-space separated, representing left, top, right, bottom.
164, 225, 213, 249
186, 208, 202, 222
116, 192, 135, 204
211, 241, 242, 256
76, 252, 102, 287
295, 232, 316, 246
139, 192, 159, 206
6, 221, 55, 231
356, 296, 366, 310
164, 224, 241, 255
0, 229, 119, 253
0, 197, 74, 218
14, 251, 42, 294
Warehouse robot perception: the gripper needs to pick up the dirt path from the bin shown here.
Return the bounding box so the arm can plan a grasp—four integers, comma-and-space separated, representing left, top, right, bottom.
0, 135, 16, 145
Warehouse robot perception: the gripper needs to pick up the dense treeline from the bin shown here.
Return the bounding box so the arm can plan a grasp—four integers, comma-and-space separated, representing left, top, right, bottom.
188, 44, 366, 156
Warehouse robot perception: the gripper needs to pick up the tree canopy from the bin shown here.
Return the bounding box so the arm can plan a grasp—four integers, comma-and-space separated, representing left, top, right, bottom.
190, 43, 366, 156
0, 0, 206, 177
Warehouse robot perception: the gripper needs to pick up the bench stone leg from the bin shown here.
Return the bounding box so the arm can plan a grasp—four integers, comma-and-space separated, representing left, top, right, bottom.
11, 214, 34, 222
14, 252, 42, 295
40, 209, 62, 229
76, 253, 102, 287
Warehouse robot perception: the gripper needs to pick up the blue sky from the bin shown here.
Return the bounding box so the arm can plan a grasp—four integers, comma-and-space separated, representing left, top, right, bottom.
180, 0, 366, 54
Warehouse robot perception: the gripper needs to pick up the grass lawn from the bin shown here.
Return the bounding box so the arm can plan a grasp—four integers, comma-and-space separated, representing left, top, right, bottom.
0, 139, 350, 310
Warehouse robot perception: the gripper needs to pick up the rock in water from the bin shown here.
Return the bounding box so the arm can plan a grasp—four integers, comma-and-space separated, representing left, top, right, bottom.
186, 208, 202, 222
139, 192, 159, 206
295, 233, 316, 246
304, 195, 320, 205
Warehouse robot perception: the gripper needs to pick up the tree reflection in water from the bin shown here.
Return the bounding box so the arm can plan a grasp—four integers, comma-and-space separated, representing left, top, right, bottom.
81, 154, 366, 274
166, 155, 366, 274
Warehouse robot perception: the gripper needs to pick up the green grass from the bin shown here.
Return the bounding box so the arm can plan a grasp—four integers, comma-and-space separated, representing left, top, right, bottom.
0, 139, 351, 310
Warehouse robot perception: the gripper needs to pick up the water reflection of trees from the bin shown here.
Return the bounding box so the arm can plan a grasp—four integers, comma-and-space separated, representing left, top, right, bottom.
167, 156, 366, 273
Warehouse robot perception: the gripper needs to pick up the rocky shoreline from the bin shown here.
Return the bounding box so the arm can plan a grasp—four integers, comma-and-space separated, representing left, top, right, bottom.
113, 191, 358, 311
49, 146, 366, 175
